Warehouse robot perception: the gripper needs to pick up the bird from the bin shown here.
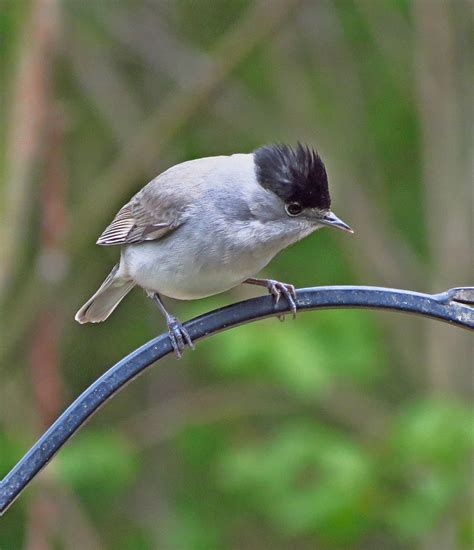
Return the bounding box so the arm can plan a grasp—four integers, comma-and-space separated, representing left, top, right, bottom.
75, 143, 353, 357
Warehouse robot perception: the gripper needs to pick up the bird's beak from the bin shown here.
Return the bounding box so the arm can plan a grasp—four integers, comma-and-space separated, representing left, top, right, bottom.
320, 211, 354, 233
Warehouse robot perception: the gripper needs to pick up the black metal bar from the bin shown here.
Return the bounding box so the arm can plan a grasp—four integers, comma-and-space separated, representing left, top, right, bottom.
1, 285, 473, 515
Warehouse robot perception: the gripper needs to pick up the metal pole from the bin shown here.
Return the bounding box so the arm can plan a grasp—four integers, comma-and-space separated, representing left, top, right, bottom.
1, 285, 473, 515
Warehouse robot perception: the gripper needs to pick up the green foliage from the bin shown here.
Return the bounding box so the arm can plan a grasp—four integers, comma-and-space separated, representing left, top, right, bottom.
391, 400, 474, 469
0, 430, 24, 477
177, 0, 251, 50
384, 400, 474, 541
218, 422, 376, 544
0, 431, 28, 547
167, 508, 224, 550
57, 430, 138, 511
204, 309, 383, 398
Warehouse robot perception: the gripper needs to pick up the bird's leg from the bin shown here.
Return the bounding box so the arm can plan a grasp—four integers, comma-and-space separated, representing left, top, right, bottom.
147, 292, 194, 358
244, 277, 297, 320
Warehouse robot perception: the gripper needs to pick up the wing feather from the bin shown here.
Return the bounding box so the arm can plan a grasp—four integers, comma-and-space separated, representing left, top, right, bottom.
95, 157, 210, 246
96, 202, 176, 246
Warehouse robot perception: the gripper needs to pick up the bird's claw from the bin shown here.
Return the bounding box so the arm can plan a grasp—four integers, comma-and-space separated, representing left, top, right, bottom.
166, 316, 195, 359
266, 280, 297, 319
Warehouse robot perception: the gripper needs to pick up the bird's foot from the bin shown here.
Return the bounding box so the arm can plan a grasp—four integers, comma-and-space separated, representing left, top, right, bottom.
148, 292, 195, 358
166, 315, 195, 359
265, 280, 297, 320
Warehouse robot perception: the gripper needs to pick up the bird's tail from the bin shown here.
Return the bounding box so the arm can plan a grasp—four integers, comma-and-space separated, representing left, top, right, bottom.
75, 264, 135, 323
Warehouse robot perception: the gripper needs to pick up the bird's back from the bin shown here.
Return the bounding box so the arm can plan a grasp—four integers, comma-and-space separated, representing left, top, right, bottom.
137, 153, 256, 205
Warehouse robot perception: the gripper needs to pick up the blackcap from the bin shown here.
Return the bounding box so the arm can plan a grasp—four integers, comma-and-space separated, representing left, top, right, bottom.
76, 143, 353, 357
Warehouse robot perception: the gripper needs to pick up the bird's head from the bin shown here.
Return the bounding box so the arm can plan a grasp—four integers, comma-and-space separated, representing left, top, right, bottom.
253, 143, 353, 233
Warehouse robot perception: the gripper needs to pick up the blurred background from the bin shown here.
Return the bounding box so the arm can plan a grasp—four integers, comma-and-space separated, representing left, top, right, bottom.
1, 0, 473, 548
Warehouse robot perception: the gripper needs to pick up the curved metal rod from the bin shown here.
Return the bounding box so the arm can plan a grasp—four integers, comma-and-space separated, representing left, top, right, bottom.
1, 285, 473, 515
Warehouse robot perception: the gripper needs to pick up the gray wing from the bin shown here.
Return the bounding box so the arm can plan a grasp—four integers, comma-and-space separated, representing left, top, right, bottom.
96, 154, 229, 246
96, 184, 188, 246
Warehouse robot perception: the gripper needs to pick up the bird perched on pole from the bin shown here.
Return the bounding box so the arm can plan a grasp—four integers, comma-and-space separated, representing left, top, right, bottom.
76, 143, 353, 357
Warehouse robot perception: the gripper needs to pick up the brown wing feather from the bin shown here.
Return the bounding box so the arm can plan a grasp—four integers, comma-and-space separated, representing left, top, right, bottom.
96, 161, 201, 246
97, 204, 136, 245
96, 201, 176, 246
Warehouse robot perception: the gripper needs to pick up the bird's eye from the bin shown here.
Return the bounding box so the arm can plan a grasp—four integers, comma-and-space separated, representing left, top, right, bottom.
285, 202, 303, 216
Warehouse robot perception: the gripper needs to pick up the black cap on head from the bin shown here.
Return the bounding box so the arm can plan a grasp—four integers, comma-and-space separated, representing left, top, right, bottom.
253, 143, 331, 210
